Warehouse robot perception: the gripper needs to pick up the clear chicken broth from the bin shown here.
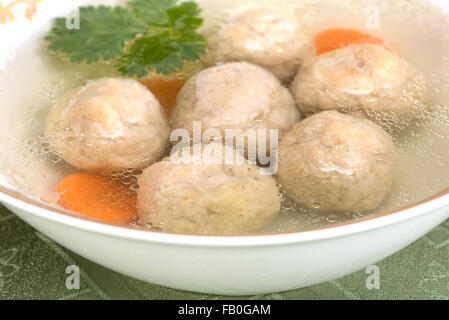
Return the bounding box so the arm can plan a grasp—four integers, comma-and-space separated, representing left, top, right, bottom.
0, 0, 448, 234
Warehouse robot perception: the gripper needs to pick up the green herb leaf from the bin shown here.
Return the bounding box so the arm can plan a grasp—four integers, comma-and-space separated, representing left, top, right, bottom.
45, 1, 206, 76
117, 30, 206, 76
117, 36, 179, 77
45, 6, 146, 63
171, 32, 207, 60
128, 0, 178, 26
118, 0, 206, 76
166, 2, 204, 30
173, 40, 206, 61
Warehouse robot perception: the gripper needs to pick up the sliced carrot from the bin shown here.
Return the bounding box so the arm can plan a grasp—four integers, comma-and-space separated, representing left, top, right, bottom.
139, 75, 186, 118
56, 172, 137, 225
315, 28, 390, 55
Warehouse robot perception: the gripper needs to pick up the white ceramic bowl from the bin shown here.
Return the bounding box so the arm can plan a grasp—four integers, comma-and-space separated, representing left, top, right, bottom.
0, 0, 448, 296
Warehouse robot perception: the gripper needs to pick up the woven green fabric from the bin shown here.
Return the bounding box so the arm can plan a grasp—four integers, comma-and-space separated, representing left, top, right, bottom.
0, 204, 447, 300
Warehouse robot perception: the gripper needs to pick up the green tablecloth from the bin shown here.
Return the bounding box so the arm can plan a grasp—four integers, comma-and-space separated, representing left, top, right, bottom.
0, 204, 447, 300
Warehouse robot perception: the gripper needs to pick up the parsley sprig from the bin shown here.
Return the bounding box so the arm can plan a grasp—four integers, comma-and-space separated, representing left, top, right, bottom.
45, 0, 206, 77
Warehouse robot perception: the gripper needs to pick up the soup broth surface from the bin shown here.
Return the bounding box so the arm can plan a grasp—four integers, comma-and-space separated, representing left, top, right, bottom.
0, 0, 448, 234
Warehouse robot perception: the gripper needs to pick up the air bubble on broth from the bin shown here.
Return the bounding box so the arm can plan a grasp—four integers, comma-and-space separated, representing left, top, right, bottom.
0, 0, 448, 234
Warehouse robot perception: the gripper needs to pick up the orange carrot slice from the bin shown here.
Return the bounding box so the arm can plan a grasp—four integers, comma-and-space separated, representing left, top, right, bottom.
139, 75, 186, 118
315, 28, 389, 55
56, 172, 137, 225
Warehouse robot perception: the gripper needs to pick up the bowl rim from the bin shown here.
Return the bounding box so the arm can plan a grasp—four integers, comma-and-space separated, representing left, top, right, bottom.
1, 184, 448, 247
0, 0, 448, 247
